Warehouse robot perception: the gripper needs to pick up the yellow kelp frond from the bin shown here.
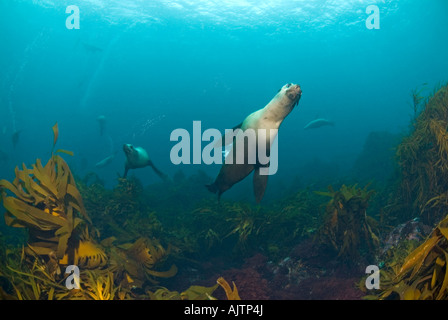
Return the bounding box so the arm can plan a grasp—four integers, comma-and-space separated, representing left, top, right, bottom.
127, 237, 167, 269
83, 270, 117, 300
149, 288, 182, 300
0, 155, 91, 261
2, 250, 67, 300
148, 283, 219, 300
59, 240, 107, 269
217, 277, 241, 300
105, 237, 177, 289
396, 232, 441, 279
180, 284, 219, 300
146, 264, 178, 279
126, 238, 177, 282
377, 213, 448, 300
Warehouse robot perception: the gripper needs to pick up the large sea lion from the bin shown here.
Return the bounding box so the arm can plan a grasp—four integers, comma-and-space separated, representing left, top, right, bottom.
206, 83, 302, 203
123, 144, 168, 181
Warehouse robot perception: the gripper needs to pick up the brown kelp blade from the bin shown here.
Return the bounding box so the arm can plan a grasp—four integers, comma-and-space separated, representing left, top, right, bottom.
397, 233, 440, 279
52, 122, 58, 148
217, 277, 241, 300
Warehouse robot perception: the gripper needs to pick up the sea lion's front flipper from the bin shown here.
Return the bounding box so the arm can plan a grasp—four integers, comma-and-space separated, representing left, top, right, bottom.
123, 166, 129, 178
213, 122, 243, 148
147, 159, 169, 181
253, 166, 269, 203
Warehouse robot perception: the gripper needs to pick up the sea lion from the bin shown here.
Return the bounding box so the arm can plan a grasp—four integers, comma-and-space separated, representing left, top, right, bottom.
11, 130, 21, 149
123, 144, 168, 181
95, 152, 117, 169
304, 118, 334, 130
0, 149, 8, 163
206, 83, 302, 203
97, 115, 106, 136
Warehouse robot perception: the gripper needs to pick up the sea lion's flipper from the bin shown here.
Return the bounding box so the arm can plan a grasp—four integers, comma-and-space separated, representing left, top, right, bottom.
205, 183, 222, 203
253, 166, 269, 203
147, 159, 169, 181
212, 122, 243, 148
123, 166, 129, 178
205, 183, 217, 194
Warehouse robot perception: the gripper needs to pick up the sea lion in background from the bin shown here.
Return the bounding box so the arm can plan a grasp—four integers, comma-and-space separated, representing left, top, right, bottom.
97, 115, 106, 136
304, 118, 334, 130
123, 144, 168, 181
0, 149, 8, 163
11, 130, 21, 149
95, 152, 117, 169
206, 83, 302, 203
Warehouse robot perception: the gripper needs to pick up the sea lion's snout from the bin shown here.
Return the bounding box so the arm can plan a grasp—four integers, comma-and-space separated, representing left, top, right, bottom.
285, 83, 302, 101
123, 144, 133, 155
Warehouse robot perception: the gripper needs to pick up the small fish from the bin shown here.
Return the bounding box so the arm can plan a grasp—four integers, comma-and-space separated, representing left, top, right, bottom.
304, 118, 334, 130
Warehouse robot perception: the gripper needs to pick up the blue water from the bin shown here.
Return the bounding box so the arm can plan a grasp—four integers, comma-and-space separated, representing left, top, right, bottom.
1, 0, 448, 198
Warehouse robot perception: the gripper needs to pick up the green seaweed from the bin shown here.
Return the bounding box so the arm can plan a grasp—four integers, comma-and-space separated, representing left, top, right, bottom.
315, 184, 379, 261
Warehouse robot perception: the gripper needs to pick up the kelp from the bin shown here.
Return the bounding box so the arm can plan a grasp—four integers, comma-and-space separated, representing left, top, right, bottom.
147, 277, 239, 300
224, 203, 264, 252
217, 277, 241, 300
316, 184, 379, 261
189, 200, 266, 256
189, 192, 322, 260
0, 247, 69, 300
148, 283, 219, 300
83, 270, 118, 300
376, 214, 448, 300
410, 84, 427, 119
0, 154, 91, 261
59, 238, 107, 269
396, 84, 448, 224
104, 237, 177, 289
78, 176, 163, 243
0, 124, 253, 301
0, 123, 89, 263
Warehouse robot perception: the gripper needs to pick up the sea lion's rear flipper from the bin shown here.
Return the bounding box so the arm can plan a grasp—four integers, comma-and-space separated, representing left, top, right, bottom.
147, 159, 169, 181
206, 183, 217, 194
205, 183, 222, 203
253, 166, 269, 203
